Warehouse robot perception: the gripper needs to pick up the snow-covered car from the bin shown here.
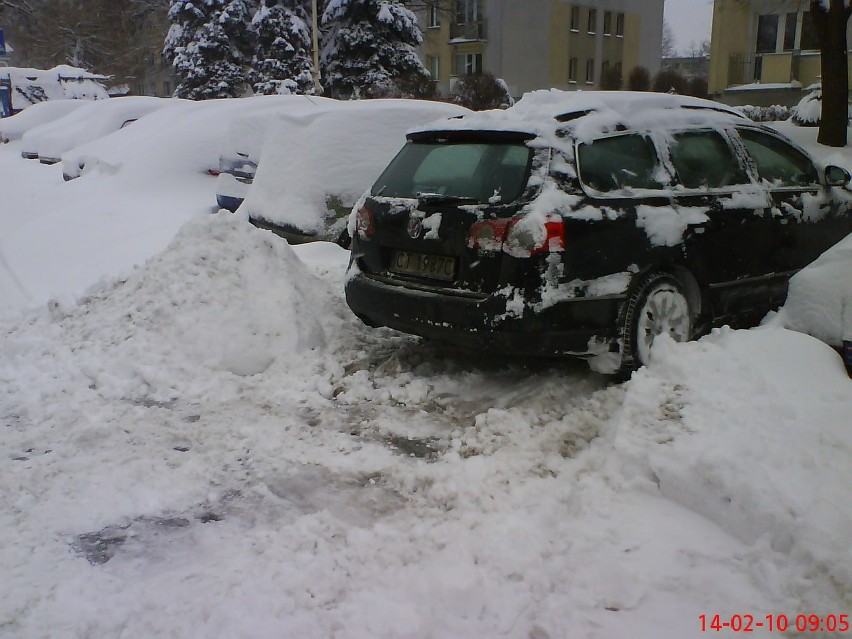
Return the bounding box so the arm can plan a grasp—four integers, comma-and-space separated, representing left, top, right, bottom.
238, 99, 471, 245
20, 96, 175, 164
345, 90, 852, 376
59, 96, 304, 183
0, 99, 91, 144
214, 95, 341, 212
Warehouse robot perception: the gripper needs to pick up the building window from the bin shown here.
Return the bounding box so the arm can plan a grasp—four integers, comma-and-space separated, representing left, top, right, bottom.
429, 3, 441, 28
616, 12, 624, 37
603, 12, 612, 36
586, 58, 595, 83
800, 11, 820, 50
456, 0, 483, 24
455, 53, 482, 75
428, 55, 440, 80
588, 9, 597, 34
570, 6, 580, 31
756, 14, 779, 53
783, 12, 798, 50
568, 57, 578, 82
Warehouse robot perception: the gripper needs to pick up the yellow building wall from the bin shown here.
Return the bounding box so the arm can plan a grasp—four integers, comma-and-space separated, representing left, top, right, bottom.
423, 21, 452, 88
798, 54, 822, 88
622, 13, 642, 78
708, 0, 750, 94
547, 1, 572, 86
760, 53, 792, 83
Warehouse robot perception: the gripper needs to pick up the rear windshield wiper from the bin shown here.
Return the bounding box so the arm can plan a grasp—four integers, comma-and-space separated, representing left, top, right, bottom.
417, 193, 480, 206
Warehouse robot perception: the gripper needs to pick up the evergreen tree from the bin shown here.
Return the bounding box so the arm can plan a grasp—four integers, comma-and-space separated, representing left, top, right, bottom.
250, 0, 316, 94
164, 0, 255, 99
321, 0, 429, 98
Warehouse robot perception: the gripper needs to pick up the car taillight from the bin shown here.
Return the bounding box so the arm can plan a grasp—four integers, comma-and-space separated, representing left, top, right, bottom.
355, 206, 375, 239
504, 214, 565, 258
466, 218, 510, 251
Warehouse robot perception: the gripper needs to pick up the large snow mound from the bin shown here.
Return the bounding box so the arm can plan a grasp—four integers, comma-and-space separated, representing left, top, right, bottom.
615, 328, 852, 613
6, 214, 329, 394
781, 233, 852, 346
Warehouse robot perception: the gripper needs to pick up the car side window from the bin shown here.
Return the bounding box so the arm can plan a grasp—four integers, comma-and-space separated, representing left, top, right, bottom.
737, 128, 820, 188
668, 130, 749, 189
577, 134, 664, 193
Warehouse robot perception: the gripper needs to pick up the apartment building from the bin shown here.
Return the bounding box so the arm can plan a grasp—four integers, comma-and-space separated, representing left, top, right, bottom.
708, 0, 852, 105
419, 0, 664, 99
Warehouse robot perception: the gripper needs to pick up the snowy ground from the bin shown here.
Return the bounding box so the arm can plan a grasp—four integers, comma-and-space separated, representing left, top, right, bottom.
1, 118, 850, 638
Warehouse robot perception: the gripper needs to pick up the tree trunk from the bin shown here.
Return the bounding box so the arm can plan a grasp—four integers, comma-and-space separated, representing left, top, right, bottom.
811, 0, 851, 147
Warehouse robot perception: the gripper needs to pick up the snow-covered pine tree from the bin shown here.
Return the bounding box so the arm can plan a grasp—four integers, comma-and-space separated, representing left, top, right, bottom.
250, 0, 316, 95
321, 0, 429, 98
163, 0, 256, 99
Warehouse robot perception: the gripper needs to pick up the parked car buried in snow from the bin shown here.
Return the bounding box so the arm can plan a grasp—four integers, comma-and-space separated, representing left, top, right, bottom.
344, 90, 852, 376
214, 95, 341, 212
237, 99, 471, 246
20, 96, 174, 166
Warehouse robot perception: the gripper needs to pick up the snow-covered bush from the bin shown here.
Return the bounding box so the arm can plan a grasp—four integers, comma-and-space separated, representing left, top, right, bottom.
321, 0, 429, 98
451, 73, 513, 111
735, 104, 791, 122
164, 0, 254, 99
791, 86, 822, 126
250, 0, 316, 95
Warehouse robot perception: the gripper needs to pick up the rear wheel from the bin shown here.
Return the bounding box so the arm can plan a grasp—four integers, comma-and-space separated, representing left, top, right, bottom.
616, 272, 693, 376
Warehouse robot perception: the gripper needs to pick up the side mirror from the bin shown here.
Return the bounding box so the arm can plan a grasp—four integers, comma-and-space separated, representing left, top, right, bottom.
825, 165, 851, 187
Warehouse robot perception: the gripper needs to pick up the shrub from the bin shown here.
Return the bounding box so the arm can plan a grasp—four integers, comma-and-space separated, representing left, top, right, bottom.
451, 73, 513, 111
627, 66, 651, 92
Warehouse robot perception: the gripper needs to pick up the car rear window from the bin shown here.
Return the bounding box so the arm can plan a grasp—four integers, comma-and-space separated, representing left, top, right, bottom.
372, 142, 533, 204
577, 134, 665, 193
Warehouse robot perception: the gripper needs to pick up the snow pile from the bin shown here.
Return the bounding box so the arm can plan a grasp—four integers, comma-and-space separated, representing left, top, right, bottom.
241, 99, 469, 235
35, 214, 328, 383
782, 233, 852, 346
611, 328, 852, 612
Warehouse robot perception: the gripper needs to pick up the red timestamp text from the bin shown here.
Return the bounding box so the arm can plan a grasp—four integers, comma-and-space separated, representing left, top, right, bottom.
699, 613, 849, 633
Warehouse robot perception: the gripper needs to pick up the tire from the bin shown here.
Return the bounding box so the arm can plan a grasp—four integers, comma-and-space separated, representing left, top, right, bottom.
615, 272, 693, 377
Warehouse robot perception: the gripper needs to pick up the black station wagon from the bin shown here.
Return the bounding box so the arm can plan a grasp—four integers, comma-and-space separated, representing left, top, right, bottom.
344, 91, 852, 376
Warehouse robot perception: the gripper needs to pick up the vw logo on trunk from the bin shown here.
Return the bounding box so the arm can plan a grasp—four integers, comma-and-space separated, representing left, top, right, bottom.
407, 216, 424, 239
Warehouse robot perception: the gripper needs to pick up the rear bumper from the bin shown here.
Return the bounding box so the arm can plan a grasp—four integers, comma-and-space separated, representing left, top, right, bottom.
345, 271, 623, 357
216, 194, 244, 213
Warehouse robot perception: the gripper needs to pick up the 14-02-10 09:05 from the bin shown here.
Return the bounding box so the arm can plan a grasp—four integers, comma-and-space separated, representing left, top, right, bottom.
699, 613, 849, 633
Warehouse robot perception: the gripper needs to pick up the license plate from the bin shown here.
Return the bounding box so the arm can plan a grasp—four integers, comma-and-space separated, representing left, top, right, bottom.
390, 251, 456, 281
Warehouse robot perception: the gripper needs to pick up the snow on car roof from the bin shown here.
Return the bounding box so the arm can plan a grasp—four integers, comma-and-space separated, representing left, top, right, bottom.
410, 89, 747, 144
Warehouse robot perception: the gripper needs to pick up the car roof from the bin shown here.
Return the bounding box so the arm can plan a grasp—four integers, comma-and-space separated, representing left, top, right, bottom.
408, 90, 748, 144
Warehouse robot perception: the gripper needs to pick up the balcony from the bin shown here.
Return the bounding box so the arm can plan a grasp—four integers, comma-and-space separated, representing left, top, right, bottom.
450, 20, 487, 41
